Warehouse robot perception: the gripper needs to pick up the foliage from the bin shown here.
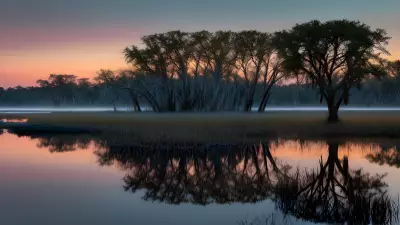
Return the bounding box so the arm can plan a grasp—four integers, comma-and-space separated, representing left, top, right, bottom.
274, 20, 390, 121
1, 20, 399, 114
120, 30, 284, 112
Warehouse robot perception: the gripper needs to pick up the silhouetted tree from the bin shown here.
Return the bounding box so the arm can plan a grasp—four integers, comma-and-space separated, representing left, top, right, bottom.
2, 25, 400, 112
123, 30, 243, 112
203, 31, 242, 111
123, 31, 187, 111
388, 60, 400, 77
36, 74, 79, 106
274, 20, 390, 122
0, 87, 4, 104
74, 78, 99, 105
234, 31, 286, 112
95, 69, 142, 112
0, 87, 4, 97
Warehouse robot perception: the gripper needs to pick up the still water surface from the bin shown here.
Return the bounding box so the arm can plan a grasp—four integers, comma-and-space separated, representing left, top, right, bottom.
3, 106, 400, 113
1, 131, 400, 225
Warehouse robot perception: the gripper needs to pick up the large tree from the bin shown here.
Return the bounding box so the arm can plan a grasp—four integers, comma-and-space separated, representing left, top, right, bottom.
94, 69, 131, 112
123, 31, 196, 112
94, 69, 138, 112
274, 20, 390, 122
36, 74, 78, 106
75, 78, 100, 105
123, 30, 242, 112
234, 31, 286, 112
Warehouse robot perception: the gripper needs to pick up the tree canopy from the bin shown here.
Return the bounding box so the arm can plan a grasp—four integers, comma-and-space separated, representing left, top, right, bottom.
274, 20, 391, 121
119, 30, 286, 112
1, 20, 399, 116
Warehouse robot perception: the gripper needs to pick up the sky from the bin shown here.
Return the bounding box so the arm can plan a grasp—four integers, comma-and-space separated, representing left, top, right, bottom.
1, 0, 399, 87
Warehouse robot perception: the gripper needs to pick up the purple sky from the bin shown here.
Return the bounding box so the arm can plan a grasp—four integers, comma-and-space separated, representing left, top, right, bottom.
1, 0, 399, 87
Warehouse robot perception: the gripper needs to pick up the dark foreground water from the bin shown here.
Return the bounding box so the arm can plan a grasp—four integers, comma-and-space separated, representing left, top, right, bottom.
1, 130, 400, 225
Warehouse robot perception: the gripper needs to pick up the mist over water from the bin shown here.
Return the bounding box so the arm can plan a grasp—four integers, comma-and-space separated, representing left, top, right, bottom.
2, 106, 400, 113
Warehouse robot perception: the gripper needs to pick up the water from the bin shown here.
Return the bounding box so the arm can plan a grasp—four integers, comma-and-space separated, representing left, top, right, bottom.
1, 131, 400, 225
2, 106, 400, 113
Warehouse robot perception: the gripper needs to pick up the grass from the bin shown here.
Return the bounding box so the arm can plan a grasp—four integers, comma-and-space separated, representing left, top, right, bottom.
2, 111, 400, 141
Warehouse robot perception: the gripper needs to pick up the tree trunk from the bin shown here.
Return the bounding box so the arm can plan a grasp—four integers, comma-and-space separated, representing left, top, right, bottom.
258, 92, 270, 112
243, 85, 257, 112
207, 83, 221, 111
327, 100, 339, 123
243, 98, 253, 112
129, 90, 141, 112
132, 97, 141, 112
113, 102, 117, 112
258, 85, 273, 112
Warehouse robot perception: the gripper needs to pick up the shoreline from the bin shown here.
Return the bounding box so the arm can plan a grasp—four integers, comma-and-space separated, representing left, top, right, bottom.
2, 111, 400, 141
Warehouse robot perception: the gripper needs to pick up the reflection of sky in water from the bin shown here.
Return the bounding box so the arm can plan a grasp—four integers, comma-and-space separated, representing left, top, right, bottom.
0, 133, 399, 225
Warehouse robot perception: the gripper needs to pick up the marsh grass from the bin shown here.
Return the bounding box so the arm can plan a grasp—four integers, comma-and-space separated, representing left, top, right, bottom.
2, 111, 400, 141
237, 213, 285, 225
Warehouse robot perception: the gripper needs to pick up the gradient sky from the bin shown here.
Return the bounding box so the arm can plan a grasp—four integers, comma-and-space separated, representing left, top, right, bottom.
1, 0, 399, 87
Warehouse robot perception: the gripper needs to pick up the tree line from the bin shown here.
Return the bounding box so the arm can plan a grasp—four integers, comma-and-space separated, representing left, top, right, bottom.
2, 74, 400, 107
1, 19, 400, 121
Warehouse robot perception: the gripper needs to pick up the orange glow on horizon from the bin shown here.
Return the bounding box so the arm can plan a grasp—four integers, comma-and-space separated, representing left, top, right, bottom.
1, 36, 399, 88
0, 44, 131, 87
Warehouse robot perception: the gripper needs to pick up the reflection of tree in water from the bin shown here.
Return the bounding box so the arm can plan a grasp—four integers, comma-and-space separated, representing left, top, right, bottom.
7, 130, 93, 152
366, 144, 400, 168
275, 142, 397, 225
37, 135, 91, 152
95, 140, 398, 224
95, 141, 283, 205
9, 131, 398, 224
0, 129, 4, 136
